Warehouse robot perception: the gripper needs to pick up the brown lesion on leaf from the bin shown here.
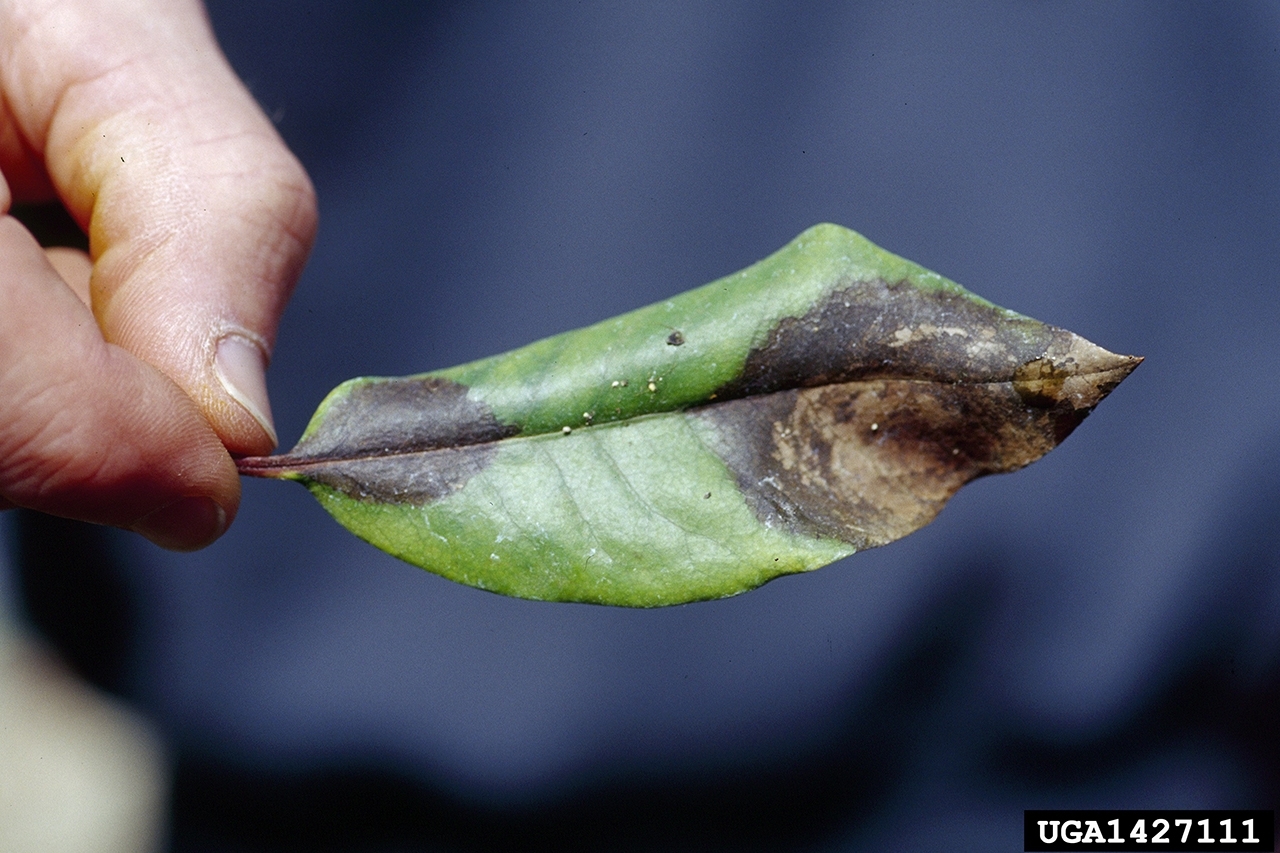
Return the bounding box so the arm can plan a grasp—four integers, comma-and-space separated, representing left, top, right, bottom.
694, 336, 1140, 546
286, 376, 517, 460
715, 278, 1067, 400
1012, 357, 1066, 407
1015, 331, 1140, 397
287, 445, 495, 504
697, 277, 1141, 545
238, 375, 518, 503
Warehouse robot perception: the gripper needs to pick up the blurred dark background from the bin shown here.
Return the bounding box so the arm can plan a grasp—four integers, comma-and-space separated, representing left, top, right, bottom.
7, 2, 1280, 850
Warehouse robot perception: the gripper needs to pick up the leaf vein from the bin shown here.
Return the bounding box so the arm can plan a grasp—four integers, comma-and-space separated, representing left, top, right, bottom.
539, 440, 609, 560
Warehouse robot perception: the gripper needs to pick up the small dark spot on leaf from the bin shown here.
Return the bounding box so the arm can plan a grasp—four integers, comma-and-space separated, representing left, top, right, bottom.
667, 331, 685, 346
704, 492, 712, 499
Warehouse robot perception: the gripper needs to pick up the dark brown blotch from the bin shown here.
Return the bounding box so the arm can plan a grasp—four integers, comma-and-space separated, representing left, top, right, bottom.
697, 280, 1141, 544
693, 360, 1135, 546
289, 375, 518, 461
715, 278, 1066, 400
238, 375, 518, 505
294, 444, 496, 504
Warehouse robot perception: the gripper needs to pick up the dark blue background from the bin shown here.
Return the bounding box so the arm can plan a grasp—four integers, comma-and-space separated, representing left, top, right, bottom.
16, 3, 1280, 850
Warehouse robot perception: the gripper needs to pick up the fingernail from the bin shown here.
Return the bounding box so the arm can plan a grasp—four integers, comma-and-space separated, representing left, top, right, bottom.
215, 333, 278, 447
132, 497, 228, 551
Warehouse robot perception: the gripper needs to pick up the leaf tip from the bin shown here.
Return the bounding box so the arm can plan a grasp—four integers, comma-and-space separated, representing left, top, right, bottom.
1012, 334, 1142, 413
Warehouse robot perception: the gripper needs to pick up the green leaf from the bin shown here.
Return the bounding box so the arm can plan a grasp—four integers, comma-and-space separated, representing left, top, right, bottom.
239, 224, 1140, 606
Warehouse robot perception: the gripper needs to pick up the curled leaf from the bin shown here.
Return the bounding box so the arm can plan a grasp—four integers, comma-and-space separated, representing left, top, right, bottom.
240, 224, 1140, 606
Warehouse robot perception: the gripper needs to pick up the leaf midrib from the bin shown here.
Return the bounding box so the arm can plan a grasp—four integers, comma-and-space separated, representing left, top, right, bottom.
235, 365, 1129, 477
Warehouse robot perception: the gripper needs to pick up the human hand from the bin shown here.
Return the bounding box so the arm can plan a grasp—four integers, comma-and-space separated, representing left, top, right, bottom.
0, 0, 316, 549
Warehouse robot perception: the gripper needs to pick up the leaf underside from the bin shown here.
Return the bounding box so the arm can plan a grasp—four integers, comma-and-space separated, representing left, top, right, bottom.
240, 224, 1140, 606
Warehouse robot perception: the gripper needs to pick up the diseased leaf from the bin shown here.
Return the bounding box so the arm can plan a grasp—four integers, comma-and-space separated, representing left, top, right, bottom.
239, 224, 1140, 606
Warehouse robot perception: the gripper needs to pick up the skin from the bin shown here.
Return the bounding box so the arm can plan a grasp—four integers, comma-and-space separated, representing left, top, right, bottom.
0, 0, 317, 549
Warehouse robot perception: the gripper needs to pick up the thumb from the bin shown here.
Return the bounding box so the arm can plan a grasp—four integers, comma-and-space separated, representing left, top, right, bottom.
2, 0, 317, 455
0, 215, 238, 549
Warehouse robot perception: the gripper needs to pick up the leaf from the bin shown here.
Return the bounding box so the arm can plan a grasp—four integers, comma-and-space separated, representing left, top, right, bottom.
239, 224, 1140, 606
